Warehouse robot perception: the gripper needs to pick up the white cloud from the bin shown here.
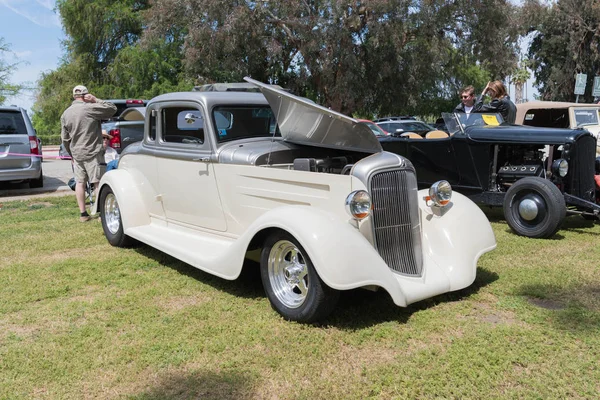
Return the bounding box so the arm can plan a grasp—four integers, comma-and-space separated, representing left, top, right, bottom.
0, 0, 60, 27
14, 50, 32, 58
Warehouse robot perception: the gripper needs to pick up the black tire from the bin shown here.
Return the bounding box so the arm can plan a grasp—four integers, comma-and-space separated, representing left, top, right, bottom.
260, 232, 339, 322
503, 177, 566, 238
100, 187, 134, 247
29, 169, 43, 188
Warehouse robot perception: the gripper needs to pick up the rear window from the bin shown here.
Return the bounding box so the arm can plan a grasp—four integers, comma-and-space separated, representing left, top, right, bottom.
212, 106, 280, 143
0, 111, 27, 135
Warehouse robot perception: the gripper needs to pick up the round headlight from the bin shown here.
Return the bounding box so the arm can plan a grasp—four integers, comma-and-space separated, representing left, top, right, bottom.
345, 190, 372, 220
428, 180, 452, 207
552, 158, 568, 177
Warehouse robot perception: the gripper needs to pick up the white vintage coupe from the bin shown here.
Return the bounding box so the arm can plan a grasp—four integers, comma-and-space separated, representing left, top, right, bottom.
95, 78, 496, 322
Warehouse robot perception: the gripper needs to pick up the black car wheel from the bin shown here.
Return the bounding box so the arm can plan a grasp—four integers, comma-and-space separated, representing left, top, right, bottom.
260, 231, 339, 322
100, 187, 134, 247
29, 169, 43, 188
503, 177, 566, 238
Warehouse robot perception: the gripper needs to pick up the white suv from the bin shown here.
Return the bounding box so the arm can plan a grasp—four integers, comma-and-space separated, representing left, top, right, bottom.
0, 106, 43, 188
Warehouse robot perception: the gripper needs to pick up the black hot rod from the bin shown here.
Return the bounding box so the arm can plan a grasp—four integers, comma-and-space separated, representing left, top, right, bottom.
378, 112, 600, 238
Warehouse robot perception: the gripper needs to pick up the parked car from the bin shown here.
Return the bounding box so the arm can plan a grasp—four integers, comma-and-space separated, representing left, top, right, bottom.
358, 119, 388, 136
515, 101, 600, 155
376, 120, 434, 137
102, 107, 145, 154
92, 78, 496, 322
104, 99, 147, 120
0, 106, 43, 187
379, 112, 600, 238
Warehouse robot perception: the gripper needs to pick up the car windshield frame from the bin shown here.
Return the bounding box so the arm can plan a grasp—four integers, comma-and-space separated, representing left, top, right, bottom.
442, 112, 505, 135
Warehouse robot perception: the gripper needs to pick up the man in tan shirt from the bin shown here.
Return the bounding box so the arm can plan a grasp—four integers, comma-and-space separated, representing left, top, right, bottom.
61, 85, 117, 222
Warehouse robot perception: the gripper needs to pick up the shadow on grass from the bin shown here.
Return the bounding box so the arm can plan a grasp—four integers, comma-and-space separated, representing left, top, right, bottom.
516, 283, 600, 332
130, 369, 255, 400
135, 244, 499, 327
134, 246, 265, 300
481, 206, 600, 238
325, 267, 499, 329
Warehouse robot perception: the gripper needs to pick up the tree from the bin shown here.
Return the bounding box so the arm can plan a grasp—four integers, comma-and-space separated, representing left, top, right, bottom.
143, 0, 521, 117
524, 0, 600, 102
0, 38, 23, 105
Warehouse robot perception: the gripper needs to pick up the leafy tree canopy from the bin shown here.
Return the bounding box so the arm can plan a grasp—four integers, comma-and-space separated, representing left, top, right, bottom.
525, 0, 600, 102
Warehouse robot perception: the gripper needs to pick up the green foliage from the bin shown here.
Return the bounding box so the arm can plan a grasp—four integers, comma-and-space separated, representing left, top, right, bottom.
525, 0, 600, 101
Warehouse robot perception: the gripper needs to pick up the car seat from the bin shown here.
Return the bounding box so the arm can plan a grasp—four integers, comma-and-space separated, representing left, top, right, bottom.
425, 130, 449, 139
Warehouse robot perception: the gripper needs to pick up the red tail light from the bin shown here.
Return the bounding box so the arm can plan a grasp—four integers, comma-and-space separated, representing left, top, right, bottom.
28, 136, 39, 155
109, 129, 121, 149
126, 99, 144, 105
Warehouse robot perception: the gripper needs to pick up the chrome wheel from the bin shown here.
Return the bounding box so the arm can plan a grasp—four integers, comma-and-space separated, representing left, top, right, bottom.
104, 192, 121, 235
267, 240, 309, 309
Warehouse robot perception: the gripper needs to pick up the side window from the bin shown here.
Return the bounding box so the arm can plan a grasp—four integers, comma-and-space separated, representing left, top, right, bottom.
161, 106, 205, 145
148, 109, 156, 141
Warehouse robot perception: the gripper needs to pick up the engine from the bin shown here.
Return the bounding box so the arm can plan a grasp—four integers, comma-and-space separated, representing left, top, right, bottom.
497, 146, 545, 186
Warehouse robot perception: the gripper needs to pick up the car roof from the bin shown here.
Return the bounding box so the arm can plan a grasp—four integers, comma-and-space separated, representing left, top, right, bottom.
373, 116, 416, 122
148, 91, 270, 109
515, 101, 600, 125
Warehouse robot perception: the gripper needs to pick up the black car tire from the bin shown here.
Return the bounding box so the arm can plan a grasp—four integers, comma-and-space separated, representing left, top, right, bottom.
29, 170, 43, 188
100, 187, 135, 247
260, 231, 339, 322
503, 177, 566, 238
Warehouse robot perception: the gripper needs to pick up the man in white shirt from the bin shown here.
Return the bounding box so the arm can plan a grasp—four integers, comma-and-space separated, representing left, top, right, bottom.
453, 85, 481, 115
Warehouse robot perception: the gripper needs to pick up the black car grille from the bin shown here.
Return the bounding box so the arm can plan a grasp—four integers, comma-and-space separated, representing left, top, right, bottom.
566, 135, 596, 202
369, 169, 423, 276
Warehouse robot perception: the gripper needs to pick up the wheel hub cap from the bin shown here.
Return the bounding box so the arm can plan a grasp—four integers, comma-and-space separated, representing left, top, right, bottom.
518, 198, 539, 221
268, 240, 309, 309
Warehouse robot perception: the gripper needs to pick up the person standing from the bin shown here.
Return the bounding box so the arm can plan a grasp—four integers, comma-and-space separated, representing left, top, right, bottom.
61, 85, 117, 222
477, 80, 517, 124
453, 85, 481, 115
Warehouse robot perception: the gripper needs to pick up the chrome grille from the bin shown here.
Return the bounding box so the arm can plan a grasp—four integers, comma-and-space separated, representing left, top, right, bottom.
369, 169, 423, 276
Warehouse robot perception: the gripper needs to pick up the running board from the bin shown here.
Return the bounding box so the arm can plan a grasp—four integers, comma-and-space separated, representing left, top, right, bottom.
125, 224, 242, 279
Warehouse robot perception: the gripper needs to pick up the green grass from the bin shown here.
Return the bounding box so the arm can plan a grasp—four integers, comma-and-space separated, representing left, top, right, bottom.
1, 197, 599, 399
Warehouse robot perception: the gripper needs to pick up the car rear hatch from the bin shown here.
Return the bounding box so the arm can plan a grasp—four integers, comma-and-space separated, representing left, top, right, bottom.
0, 110, 32, 170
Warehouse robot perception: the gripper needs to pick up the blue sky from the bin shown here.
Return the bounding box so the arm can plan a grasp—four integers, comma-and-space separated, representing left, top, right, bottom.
1, 0, 65, 113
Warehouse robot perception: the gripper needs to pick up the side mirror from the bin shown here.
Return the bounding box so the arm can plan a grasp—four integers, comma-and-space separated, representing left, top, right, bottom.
184, 113, 199, 124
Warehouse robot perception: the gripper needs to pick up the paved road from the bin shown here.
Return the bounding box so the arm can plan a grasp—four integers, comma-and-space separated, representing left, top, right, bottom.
0, 146, 74, 202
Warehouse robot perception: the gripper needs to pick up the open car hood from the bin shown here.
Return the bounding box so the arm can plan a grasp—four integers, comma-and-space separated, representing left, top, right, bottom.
245, 77, 382, 153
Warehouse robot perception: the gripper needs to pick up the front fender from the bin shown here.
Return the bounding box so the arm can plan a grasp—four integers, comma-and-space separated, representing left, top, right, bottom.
93, 169, 150, 230
418, 189, 497, 291
223, 206, 413, 306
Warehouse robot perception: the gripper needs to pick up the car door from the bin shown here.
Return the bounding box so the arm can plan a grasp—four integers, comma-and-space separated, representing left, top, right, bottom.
155, 102, 227, 232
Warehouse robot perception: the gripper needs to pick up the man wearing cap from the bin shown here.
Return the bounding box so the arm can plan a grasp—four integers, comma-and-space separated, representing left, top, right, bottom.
61, 85, 117, 222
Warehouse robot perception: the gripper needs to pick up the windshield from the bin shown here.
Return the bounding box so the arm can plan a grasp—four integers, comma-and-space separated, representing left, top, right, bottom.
573, 108, 600, 127
442, 112, 504, 135
212, 105, 280, 143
